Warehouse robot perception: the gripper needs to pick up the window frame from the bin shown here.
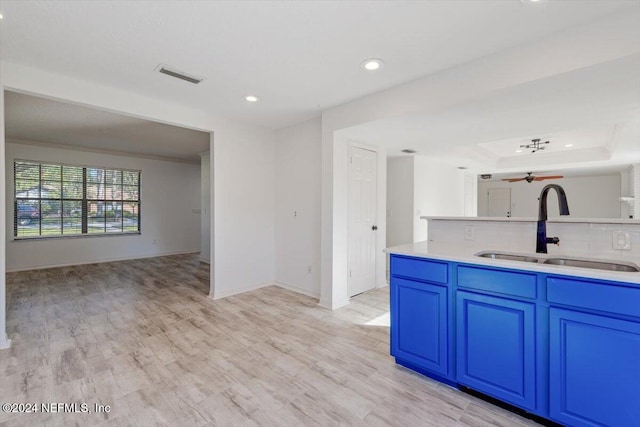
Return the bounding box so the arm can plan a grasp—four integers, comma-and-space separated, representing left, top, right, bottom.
13, 159, 141, 240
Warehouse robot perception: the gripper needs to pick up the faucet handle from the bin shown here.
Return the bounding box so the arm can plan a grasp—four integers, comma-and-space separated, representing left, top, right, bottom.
546, 237, 560, 245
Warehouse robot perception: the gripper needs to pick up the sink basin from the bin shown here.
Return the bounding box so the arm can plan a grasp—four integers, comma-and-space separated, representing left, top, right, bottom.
475, 251, 640, 273
543, 258, 640, 272
475, 252, 540, 263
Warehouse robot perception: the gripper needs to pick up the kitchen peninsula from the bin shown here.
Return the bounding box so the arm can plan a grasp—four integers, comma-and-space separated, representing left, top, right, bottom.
386, 217, 640, 427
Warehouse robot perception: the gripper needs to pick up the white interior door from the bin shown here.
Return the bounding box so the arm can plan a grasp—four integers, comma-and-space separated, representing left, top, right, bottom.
488, 188, 511, 217
348, 146, 377, 297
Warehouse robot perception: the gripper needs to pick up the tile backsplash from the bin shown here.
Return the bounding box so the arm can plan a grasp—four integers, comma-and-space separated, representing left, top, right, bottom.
428, 219, 640, 263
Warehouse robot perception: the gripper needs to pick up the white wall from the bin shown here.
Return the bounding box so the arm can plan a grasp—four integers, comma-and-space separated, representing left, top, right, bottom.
413, 156, 466, 242
633, 164, 640, 219
386, 157, 414, 247
211, 123, 275, 299
464, 172, 479, 217
200, 152, 211, 263
0, 86, 7, 349
274, 117, 322, 298
478, 174, 622, 219
386, 156, 467, 247
5, 141, 201, 271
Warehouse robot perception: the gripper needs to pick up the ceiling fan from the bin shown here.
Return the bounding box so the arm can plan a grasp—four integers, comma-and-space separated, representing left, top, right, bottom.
521, 138, 550, 153
502, 172, 563, 183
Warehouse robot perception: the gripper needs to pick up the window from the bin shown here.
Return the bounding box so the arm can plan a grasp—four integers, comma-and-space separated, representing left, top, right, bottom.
14, 160, 140, 238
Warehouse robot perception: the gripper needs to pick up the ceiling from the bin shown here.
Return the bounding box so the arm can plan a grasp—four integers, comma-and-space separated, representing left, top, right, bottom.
4, 91, 210, 163
343, 52, 640, 174
0, 0, 635, 130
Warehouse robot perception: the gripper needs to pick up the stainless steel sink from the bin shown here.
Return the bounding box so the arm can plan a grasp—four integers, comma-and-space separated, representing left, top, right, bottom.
543, 258, 640, 272
475, 252, 540, 263
475, 251, 640, 273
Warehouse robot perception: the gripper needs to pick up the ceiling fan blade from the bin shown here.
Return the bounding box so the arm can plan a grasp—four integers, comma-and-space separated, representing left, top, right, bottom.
502, 178, 526, 182
534, 175, 564, 181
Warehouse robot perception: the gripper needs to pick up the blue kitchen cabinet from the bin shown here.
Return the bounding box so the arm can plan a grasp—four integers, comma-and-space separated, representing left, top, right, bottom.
389, 253, 640, 426
390, 277, 449, 378
390, 255, 450, 381
547, 276, 640, 427
456, 290, 537, 411
549, 308, 640, 427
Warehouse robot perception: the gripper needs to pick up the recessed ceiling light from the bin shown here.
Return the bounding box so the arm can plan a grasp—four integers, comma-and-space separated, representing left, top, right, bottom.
515, 149, 523, 153
0, 12, 4, 19
401, 149, 416, 154
565, 144, 574, 147
361, 58, 384, 71
245, 95, 260, 103
457, 166, 468, 170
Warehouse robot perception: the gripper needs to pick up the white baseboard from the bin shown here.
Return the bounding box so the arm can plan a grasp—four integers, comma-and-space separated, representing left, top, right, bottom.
376, 281, 389, 289
317, 299, 332, 310
318, 296, 350, 310
208, 282, 270, 300
6, 249, 200, 272
273, 281, 320, 299
0, 334, 11, 350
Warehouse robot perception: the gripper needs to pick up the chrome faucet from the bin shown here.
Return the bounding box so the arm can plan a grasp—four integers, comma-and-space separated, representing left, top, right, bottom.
536, 184, 570, 253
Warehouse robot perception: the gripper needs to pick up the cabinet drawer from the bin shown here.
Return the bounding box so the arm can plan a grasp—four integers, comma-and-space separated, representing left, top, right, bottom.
457, 265, 537, 299
547, 277, 640, 318
391, 256, 448, 284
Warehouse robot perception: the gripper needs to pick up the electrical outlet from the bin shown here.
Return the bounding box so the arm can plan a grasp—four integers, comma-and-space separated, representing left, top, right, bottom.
464, 225, 475, 241
613, 231, 631, 250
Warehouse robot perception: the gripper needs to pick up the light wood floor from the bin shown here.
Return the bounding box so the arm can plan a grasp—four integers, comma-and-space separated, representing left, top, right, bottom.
1, 254, 541, 426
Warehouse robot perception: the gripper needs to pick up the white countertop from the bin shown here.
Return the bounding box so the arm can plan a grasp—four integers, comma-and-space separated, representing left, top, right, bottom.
385, 241, 640, 285
421, 216, 640, 225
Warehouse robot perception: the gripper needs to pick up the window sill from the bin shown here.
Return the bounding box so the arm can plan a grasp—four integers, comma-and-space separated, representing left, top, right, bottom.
13, 232, 141, 242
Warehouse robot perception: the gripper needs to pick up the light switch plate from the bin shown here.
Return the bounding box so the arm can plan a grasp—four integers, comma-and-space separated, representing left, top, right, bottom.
613, 231, 631, 250
464, 225, 475, 241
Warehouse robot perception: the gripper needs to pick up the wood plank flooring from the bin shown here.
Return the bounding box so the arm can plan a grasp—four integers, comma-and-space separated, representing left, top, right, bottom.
1, 254, 541, 426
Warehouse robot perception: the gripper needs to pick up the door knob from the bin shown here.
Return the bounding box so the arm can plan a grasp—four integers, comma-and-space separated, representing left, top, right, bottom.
372, 225, 378, 231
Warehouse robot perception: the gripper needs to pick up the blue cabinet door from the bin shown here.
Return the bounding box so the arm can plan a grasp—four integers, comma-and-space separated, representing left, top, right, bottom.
549, 308, 640, 427
391, 277, 448, 376
456, 291, 536, 411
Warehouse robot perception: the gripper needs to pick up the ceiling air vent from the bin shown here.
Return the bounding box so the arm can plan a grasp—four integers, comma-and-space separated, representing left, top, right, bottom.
156, 64, 204, 84
401, 149, 416, 154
